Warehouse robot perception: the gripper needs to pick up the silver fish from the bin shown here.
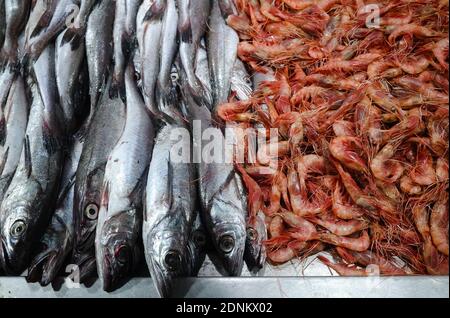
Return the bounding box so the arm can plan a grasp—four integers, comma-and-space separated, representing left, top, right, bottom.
143, 122, 196, 298
1, 0, 30, 64
26, 0, 77, 61
176, 0, 190, 42
0, 66, 15, 140
0, 66, 64, 274
23, 0, 56, 52
85, 0, 114, 122
138, 0, 164, 116
60, 0, 98, 44
230, 59, 252, 101
111, 0, 141, 99
207, 0, 239, 108
194, 43, 212, 93
72, 78, 126, 282
55, 28, 86, 133
0, 75, 28, 204
27, 136, 83, 286
180, 65, 247, 276
96, 65, 154, 292
179, 0, 212, 108
156, 0, 178, 106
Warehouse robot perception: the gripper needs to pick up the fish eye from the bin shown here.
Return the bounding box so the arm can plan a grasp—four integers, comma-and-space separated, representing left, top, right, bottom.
10, 220, 27, 238
247, 227, 258, 241
85, 203, 99, 220
245, 76, 252, 85
219, 235, 235, 254
115, 246, 129, 265
170, 72, 179, 82
193, 230, 206, 248
164, 250, 182, 272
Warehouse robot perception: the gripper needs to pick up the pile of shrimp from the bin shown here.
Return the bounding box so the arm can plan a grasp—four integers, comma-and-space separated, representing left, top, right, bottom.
218, 0, 449, 275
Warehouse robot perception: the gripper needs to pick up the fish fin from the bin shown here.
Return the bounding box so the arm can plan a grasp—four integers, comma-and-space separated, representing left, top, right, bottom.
30, 8, 54, 39
0, 147, 8, 175
109, 77, 126, 102
23, 135, 32, 178
101, 181, 110, 208
143, 1, 166, 22
61, 27, 84, 48
179, 19, 193, 43
42, 122, 62, 155
128, 167, 149, 206
69, 32, 84, 51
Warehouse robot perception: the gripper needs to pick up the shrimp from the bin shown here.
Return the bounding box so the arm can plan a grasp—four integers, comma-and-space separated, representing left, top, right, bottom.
279, 210, 318, 241
269, 215, 284, 238
366, 82, 404, 115
367, 60, 395, 79
290, 85, 328, 105
319, 230, 371, 252
410, 146, 436, 186
354, 98, 383, 145
430, 199, 449, 256
388, 24, 441, 44
332, 181, 365, 220
400, 175, 422, 195
431, 38, 449, 70
318, 255, 370, 276
375, 179, 402, 203
335, 247, 406, 275
227, 14, 254, 39
394, 76, 448, 104
412, 203, 430, 240
257, 140, 290, 165
287, 167, 331, 216
370, 141, 404, 183
436, 158, 449, 182
423, 236, 449, 275
315, 53, 381, 73
329, 136, 368, 173
395, 55, 430, 75
427, 114, 449, 156
216, 100, 253, 121
236, 164, 264, 218
280, 0, 315, 10
267, 246, 296, 263
332, 120, 356, 137
274, 112, 304, 146
296, 154, 326, 189
309, 214, 369, 236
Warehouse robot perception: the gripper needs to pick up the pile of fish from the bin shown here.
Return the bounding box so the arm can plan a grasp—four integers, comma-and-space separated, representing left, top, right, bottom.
0, 0, 259, 297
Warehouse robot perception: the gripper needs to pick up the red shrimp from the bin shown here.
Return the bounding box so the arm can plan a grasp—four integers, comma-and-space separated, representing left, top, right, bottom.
319, 230, 371, 252
430, 199, 449, 256
318, 255, 370, 276
436, 158, 449, 182
329, 136, 368, 173
400, 175, 422, 195
332, 120, 356, 137
410, 145, 436, 186
332, 181, 365, 220
309, 214, 369, 236
388, 24, 442, 44
269, 215, 285, 237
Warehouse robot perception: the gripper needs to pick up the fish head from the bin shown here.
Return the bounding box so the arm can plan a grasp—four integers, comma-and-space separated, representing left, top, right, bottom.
244, 212, 267, 272
74, 166, 104, 254
0, 204, 39, 275
97, 210, 140, 292
145, 228, 189, 298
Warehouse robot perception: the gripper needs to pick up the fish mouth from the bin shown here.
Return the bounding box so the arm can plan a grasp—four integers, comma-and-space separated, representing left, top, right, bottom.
72, 252, 97, 283
147, 259, 175, 298
27, 248, 60, 286
0, 237, 22, 275
101, 245, 132, 292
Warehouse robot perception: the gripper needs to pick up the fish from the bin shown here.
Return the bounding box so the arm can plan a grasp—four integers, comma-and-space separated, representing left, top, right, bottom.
22, 0, 56, 54
0, 75, 29, 204
230, 59, 253, 101
0, 60, 64, 274
178, 0, 212, 108
176, 0, 190, 42
85, 0, 114, 124
207, 0, 239, 108
180, 63, 247, 277
25, 0, 77, 62
143, 121, 196, 297
55, 27, 87, 134
138, 0, 164, 116
27, 135, 83, 286
96, 64, 154, 292
1, 0, 30, 65
61, 0, 98, 44
156, 0, 178, 106
72, 78, 126, 283
111, 0, 141, 100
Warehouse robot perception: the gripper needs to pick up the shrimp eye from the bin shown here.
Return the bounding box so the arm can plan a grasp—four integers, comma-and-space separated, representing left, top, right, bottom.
247, 227, 258, 241
164, 250, 182, 272
115, 246, 130, 265
85, 203, 99, 220
193, 230, 206, 248
219, 235, 235, 253
10, 220, 27, 238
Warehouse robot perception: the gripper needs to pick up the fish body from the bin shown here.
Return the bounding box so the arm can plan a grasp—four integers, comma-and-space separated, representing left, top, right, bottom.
27, 136, 83, 285
230, 59, 252, 101
72, 79, 126, 282
143, 122, 196, 297
0, 68, 63, 275
0, 75, 28, 204
179, 0, 212, 108
207, 0, 239, 107
96, 65, 154, 292
55, 28, 86, 133
85, 0, 115, 119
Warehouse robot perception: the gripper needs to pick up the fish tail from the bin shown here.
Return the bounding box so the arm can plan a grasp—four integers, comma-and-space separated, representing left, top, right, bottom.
179, 19, 193, 43
110, 76, 126, 102
143, 1, 166, 22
